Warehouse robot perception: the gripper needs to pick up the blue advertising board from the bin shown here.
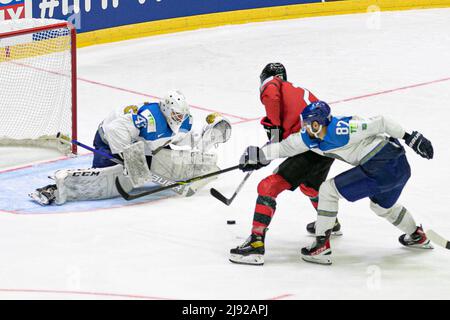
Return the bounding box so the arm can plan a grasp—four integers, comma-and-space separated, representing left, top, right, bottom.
28, 0, 320, 33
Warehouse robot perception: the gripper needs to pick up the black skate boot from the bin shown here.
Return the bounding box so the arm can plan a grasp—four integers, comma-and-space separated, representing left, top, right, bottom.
229, 230, 266, 266
301, 230, 332, 265
306, 219, 342, 236
28, 184, 57, 206
399, 226, 434, 249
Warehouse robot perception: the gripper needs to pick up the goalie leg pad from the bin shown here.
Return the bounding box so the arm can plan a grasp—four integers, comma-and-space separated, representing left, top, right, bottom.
54, 165, 133, 204
123, 141, 151, 187
150, 148, 218, 181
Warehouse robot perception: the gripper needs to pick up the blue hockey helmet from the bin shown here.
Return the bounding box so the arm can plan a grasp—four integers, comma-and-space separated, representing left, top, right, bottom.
301, 101, 332, 127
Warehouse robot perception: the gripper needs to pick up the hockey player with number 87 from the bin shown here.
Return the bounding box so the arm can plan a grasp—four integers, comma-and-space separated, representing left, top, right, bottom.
29, 90, 232, 205
239, 101, 435, 265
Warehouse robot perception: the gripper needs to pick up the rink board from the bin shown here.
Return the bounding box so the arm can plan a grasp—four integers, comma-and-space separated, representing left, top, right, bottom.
0, 155, 175, 215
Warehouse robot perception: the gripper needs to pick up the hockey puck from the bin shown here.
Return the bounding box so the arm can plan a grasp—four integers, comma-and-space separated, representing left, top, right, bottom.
227, 220, 236, 225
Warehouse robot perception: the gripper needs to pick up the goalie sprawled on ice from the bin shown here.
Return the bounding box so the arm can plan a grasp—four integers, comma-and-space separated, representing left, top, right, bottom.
29, 91, 232, 205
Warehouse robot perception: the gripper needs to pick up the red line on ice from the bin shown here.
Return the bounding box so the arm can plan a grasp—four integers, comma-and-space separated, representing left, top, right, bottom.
0, 288, 173, 300
10, 61, 250, 121
230, 76, 450, 125
268, 293, 295, 300
328, 77, 450, 105
77, 76, 251, 121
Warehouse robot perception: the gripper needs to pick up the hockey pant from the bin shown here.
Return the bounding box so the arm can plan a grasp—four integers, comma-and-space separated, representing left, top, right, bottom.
315, 140, 417, 236
252, 151, 334, 236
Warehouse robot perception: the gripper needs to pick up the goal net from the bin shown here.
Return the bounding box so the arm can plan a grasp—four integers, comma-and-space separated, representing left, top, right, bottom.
0, 19, 77, 155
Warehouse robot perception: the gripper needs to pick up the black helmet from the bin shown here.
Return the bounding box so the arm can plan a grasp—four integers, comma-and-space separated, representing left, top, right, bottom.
260, 63, 287, 83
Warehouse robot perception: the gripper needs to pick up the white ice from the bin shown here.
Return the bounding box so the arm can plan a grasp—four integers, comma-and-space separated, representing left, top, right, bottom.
0, 8, 450, 299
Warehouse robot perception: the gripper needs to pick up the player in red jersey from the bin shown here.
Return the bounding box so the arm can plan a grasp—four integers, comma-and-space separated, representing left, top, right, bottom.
229, 63, 341, 265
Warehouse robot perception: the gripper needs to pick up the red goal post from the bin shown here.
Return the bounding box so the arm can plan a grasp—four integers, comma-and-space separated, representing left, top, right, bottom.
0, 19, 77, 155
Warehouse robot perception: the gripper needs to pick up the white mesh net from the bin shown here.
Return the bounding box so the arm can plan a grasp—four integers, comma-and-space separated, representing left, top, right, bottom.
0, 19, 75, 154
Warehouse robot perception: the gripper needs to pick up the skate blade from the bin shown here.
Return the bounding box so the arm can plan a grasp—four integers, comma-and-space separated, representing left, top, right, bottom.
404, 241, 434, 250
28, 192, 50, 206
301, 252, 332, 265
229, 254, 264, 266
307, 229, 343, 237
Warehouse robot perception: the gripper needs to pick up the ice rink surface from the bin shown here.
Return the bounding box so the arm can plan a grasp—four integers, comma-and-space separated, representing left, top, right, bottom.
1, 8, 450, 299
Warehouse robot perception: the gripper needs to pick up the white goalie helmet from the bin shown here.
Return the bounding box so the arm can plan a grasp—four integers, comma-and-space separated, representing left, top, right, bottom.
160, 90, 190, 132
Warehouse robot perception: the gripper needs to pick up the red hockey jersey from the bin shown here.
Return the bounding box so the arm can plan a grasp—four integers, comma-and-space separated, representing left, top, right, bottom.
260, 76, 319, 139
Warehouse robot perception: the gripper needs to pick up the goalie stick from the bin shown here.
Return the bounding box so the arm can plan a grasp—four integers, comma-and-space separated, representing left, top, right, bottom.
115, 165, 240, 201
426, 229, 450, 250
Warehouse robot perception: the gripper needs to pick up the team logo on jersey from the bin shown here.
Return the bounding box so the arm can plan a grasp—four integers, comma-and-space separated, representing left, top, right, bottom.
362, 123, 368, 130
132, 109, 157, 133
133, 114, 147, 129
0, 0, 31, 21
350, 123, 358, 134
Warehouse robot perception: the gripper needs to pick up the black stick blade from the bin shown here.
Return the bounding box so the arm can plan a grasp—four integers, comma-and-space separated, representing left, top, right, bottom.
115, 177, 133, 201
210, 188, 232, 206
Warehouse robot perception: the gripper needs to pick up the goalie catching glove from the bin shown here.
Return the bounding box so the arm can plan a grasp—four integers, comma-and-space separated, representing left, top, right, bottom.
198, 113, 232, 150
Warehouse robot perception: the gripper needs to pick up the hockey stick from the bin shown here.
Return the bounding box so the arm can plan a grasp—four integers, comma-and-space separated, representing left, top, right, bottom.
426, 229, 450, 250
115, 165, 240, 201
57, 133, 124, 165
56, 133, 194, 196
209, 142, 270, 206
210, 171, 253, 206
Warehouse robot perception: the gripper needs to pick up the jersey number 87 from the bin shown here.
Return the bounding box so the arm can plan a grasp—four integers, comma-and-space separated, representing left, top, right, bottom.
336, 120, 349, 135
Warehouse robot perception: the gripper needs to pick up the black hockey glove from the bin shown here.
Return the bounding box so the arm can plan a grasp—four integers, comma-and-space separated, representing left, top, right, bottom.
404, 131, 434, 159
261, 117, 284, 143
239, 146, 271, 172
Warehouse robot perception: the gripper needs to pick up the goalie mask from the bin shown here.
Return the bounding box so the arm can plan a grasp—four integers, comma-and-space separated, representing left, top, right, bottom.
160, 90, 190, 133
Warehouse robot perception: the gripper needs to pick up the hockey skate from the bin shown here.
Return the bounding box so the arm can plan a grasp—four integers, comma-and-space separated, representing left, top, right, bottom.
28, 184, 57, 206
399, 226, 434, 249
301, 231, 332, 265
306, 219, 343, 236
229, 231, 266, 266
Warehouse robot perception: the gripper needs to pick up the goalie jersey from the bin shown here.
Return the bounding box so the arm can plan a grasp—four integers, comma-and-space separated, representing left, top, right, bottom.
99, 102, 193, 155
262, 115, 406, 166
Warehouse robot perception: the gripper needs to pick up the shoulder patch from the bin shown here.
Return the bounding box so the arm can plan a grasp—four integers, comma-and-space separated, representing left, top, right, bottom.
348, 120, 367, 134
123, 105, 138, 115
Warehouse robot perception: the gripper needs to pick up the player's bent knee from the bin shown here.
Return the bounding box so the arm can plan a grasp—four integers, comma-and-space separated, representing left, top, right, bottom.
370, 201, 401, 220
300, 184, 319, 198
318, 179, 340, 203
257, 174, 291, 198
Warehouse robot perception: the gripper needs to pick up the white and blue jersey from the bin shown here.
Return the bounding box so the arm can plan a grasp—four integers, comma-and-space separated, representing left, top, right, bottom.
263, 115, 406, 166
262, 114, 411, 208
98, 102, 193, 156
